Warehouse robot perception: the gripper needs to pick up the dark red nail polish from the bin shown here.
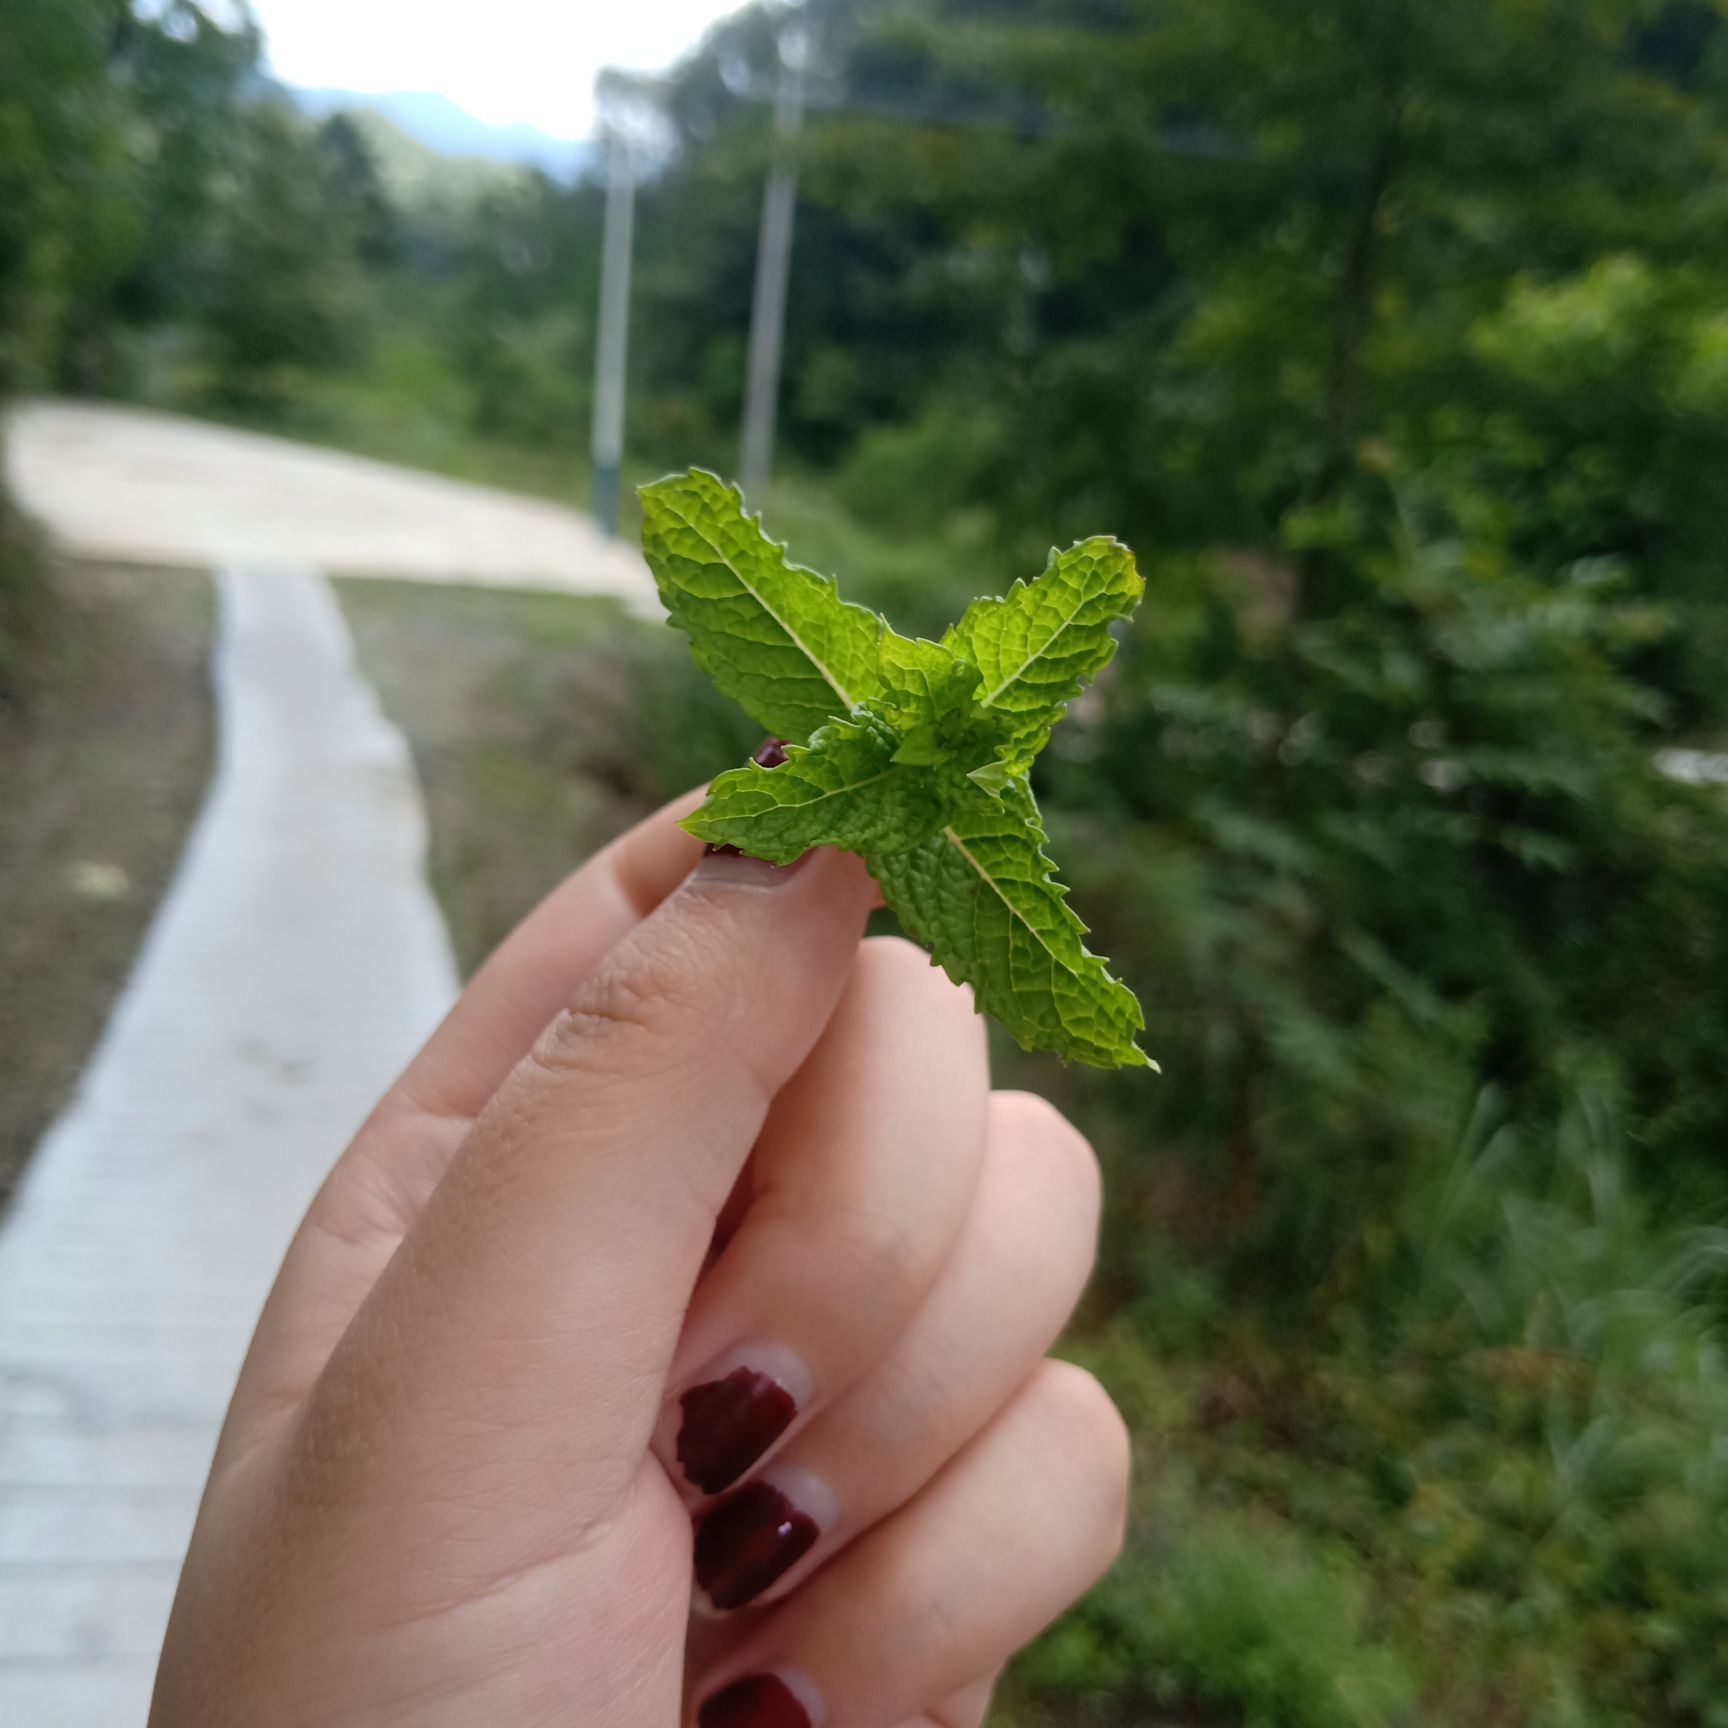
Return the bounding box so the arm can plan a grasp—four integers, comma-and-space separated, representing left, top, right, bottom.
699, 1674, 812, 1728
753, 737, 790, 768
704, 842, 745, 857
695, 1480, 821, 1611
677, 1366, 798, 1494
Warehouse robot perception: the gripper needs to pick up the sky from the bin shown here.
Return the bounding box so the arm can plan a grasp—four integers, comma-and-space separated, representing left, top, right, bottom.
248, 0, 746, 140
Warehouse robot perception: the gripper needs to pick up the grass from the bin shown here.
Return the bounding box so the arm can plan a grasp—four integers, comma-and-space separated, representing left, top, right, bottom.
990, 1085, 1728, 1728
335, 578, 640, 974
336, 576, 767, 974
0, 498, 55, 689
1015, 1469, 1415, 1728
0, 560, 216, 1204
134, 334, 592, 508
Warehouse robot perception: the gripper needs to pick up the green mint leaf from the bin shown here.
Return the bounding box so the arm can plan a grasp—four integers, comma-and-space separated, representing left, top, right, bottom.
640, 469, 886, 744
870, 777, 1152, 1071
682, 711, 948, 863
874, 631, 992, 769
641, 471, 1153, 1072
948, 537, 1144, 771
966, 759, 1014, 795
874, 631, 979, 727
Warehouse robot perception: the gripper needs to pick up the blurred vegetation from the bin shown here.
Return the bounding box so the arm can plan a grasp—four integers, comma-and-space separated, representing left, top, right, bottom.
7, 0, 1728, 1721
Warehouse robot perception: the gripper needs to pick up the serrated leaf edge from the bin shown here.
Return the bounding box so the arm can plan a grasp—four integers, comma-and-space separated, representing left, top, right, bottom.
688, 755, 900, 826
648, 473, 877, 714
965, 537, 1139, 709
932, 820, 1156, 1072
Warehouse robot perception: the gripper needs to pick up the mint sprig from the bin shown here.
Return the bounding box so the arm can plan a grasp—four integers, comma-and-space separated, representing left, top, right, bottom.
640, 468, 1153, 1072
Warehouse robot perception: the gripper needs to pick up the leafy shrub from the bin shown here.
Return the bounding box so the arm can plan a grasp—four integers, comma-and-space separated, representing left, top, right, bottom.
574, 620, 764, 805
977, 1077, 1728, 1728
1008, 1468, 1414, 1728
837, 398, 1004, 535
461, 308, 590, 446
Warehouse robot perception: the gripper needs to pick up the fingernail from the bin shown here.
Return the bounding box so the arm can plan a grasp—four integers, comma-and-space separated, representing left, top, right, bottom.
675, 1347, 810, 1495
694, 740, 795, 877
695, 1469, 832, 1612
698, 1670, 822, 1728
695, 845, 810, 883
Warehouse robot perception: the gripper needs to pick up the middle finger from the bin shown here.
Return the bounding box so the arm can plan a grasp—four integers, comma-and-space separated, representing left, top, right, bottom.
691, 1091, 1100, 1614
654, 936, 990, 1500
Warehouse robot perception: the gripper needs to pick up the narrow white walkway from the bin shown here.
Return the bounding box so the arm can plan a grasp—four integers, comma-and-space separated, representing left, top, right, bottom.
6, 400, 660, 613
0, 568, 460, 1726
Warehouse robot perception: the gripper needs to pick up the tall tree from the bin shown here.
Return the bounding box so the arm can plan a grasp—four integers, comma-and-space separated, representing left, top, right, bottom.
718, 0, 1728, 1227
0, 0, 138, 677
204, 102, 369, 402
316, 114, 398, 271
107, 0, 262, 341
0, 0, 139, 395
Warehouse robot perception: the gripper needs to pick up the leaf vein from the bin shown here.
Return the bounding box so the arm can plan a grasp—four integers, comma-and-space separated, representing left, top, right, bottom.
977, 597, 1091, 708
660, 493, 861, 711
941, 823, 1080, 976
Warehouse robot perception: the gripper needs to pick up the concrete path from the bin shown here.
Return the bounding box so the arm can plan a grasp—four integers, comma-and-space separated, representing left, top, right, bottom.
6, 400, 660, 613
0, 567, 460, 1726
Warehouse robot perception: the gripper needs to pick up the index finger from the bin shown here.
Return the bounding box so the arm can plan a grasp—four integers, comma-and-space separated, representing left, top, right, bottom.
295, 846, 879, 1564
222, 791, 706, 1442
400, 786, 709, 1122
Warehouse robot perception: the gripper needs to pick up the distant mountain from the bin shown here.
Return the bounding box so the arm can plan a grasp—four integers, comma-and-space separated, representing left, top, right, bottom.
291, 86, 594, 179
323, 108, 528, 206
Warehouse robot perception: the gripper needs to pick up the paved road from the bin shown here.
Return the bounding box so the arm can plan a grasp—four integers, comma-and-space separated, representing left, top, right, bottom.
0, 567, 461, 1725
6, 399, 660, 613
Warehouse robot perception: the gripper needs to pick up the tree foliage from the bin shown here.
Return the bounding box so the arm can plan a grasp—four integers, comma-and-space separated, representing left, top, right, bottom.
204, 101, 370, 400
0, 0, 138, 393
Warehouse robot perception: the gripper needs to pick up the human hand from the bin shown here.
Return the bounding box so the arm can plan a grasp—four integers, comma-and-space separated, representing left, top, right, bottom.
150, 794, 1128, 1728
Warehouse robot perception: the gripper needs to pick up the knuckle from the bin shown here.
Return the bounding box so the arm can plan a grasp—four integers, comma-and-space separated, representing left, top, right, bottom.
819, 1198, 928, 1300
875, 1541, 969, 1663
532, 932, 707, 1081
856, 931, 930, 980
992, 1091, 1102, 1224
1032, 1359, 1133, 1557
856, 934, 976, 1017
992, 1087, 1084, 1151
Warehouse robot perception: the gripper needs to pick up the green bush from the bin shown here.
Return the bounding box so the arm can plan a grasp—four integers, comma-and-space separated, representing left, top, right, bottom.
837, 399, 1003, 535
1007, 1467, 1414, 1728
1005, 1083, 1728, 1728
462, 308, 591, 446
571, 620, 764, 804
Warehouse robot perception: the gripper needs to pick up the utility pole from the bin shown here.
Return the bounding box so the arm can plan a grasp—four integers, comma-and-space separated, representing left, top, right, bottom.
590, 130, 636, 538
739, 30, 807, 502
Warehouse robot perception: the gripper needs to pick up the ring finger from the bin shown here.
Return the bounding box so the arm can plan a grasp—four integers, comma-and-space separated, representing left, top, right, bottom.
690, 1091, 1101, 1615
654, 937, 991, 1500
691, 1359, 1131, 1728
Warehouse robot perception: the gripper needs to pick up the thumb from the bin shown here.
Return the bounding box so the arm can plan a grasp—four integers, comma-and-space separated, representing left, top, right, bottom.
295, 845, 877, 1541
